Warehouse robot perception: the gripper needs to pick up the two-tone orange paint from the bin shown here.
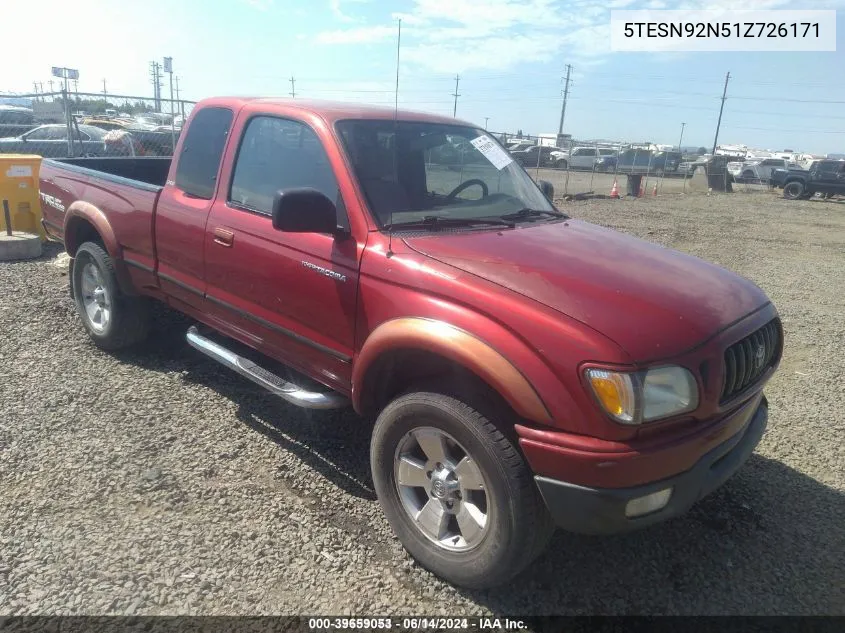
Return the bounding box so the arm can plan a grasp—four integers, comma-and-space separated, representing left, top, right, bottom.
352, 317, 552, 425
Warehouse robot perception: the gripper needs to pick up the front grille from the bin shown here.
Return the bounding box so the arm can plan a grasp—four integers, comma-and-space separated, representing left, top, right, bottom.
721, 319, 781, 403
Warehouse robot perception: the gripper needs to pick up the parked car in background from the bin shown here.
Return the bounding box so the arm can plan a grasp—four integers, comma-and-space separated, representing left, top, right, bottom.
507, 139, 535, 152
730, 158, 788, 181
780, 160, 845, 199
615, 150, 682, 175
549, 147, 617, 170
82, 117, 136, 131
679, 158, 711, 177
770, 163, 808, 189
511, 144, 559, 167
0, 105, 36, 138
0, 123, 107, 157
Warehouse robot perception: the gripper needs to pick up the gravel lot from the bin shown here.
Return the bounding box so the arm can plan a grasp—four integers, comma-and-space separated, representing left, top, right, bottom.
1, 190, 843, 616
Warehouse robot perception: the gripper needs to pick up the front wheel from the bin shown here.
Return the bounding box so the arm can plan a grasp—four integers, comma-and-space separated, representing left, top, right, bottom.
555, 159, 568, 169
370, 390, 553, 589
72, 241, 150, 349
783, 181, 804, 200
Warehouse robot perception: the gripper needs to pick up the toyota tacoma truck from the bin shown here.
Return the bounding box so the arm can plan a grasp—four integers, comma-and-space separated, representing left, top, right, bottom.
38, 97, 781, 589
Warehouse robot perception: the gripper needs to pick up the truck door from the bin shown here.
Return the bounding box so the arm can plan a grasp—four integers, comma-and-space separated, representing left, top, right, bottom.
815, 161, 844, 194
204, 114, 359, 391
154, 106, 234, 311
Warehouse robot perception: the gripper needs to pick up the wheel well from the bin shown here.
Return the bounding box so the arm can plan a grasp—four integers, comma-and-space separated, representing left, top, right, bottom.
360, 349, 518, 426
65, 218, 103, 256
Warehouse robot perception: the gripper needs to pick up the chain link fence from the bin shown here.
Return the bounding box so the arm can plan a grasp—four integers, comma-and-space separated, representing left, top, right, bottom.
0, 90, 195, 158
0, 87, 768, 197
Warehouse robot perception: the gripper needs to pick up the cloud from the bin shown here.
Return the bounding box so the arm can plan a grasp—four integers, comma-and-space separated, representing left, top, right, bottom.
314, 0, 843, 73
329, 0, 370, 23
240, 0, 273, 10
314, 24, 397, 44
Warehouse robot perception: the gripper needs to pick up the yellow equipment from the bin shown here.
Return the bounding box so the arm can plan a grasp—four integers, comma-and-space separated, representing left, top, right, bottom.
0, 154, 45, 239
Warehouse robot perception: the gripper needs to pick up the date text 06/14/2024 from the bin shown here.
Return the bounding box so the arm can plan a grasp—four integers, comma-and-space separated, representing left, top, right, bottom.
307, 617, 527, 630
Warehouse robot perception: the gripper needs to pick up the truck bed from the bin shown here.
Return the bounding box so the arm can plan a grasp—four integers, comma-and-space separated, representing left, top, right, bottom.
46, 157, 172, 189
39, 157, 168, 270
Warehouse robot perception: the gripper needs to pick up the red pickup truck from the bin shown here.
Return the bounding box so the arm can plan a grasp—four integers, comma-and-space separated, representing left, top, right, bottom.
39, 97, 781, 589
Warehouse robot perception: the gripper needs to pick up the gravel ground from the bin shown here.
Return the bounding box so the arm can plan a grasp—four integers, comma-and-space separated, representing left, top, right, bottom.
1, 190, 843, 616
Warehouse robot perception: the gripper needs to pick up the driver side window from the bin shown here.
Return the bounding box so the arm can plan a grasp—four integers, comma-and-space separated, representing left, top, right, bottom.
229, 116, 348, 229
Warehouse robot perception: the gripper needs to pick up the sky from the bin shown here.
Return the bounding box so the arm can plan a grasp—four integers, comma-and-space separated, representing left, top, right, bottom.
4, 0, 844, 154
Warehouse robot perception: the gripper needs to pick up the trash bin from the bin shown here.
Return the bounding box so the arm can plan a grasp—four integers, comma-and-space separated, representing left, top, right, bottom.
705, 155, 733, 192
0, 154, 45, 239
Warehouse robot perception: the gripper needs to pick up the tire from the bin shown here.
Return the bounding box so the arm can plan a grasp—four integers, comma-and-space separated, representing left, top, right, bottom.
72, 241, 150, 350
555, 159, 568, 169
371, 389, 554, 589
742, 170, 755, 180
783, 181, 804, 200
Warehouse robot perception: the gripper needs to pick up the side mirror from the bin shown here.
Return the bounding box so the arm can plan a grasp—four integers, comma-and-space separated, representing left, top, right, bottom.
272, 188, 342, 235
538, 179, 554, 200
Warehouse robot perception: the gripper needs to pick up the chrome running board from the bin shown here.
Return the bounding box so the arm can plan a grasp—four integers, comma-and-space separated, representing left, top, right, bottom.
186, 326, 348, 410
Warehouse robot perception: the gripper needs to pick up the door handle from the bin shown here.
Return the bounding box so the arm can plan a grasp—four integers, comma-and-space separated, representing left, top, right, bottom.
213, 227, 234, 247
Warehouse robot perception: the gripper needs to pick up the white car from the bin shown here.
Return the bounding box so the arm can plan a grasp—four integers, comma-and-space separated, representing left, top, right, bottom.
731, 158, 788, 181
550, 147, 617, 170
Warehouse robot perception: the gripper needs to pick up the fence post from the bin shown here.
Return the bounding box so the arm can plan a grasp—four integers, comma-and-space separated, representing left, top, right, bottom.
3, 200, 12, 236
63, 88, 73, 157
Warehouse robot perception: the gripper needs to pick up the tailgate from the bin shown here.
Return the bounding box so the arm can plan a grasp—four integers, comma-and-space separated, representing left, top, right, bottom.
39, 160, 87, 241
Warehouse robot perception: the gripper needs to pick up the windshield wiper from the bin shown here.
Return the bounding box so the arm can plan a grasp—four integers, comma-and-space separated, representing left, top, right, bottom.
384, 215, 515, 231
499, 208, 567, 222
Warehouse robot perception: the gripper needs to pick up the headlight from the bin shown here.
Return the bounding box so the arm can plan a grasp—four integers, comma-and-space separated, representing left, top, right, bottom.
585, 366, 698, 424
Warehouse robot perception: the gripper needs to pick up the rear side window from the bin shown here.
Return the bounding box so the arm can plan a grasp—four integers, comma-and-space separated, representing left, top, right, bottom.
229, 116, 346, 228
174, 106, 233, 199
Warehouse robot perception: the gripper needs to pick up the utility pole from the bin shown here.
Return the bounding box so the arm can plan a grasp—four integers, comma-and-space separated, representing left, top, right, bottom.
175, 76, 185, 118
711, 71, 731, 156
451, 74, 460, 117
677, 122, 686, 152
102, 79, 107, 97
48, 79, 54, 93
150, 61, 163, 112
484, 117, 489, 130
33, 82, 40, 101
558, 64, 572, 136
164, 57, 176, 151
394, 19, 401, 115
289, 76, 296, 99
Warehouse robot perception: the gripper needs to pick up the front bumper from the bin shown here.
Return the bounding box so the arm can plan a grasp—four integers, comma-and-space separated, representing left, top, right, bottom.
535, 400, 767, 535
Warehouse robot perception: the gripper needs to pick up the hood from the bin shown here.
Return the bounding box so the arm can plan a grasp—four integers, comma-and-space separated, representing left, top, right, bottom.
403, 219, 769, 362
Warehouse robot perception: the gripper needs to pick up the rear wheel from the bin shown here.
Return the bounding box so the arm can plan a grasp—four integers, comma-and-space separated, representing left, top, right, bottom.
370, 389, 553, 589
72, 242, 150, 349
783, 181, 804, 200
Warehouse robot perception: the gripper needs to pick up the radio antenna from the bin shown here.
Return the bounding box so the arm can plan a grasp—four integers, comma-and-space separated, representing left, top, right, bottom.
387, 17, 401, 258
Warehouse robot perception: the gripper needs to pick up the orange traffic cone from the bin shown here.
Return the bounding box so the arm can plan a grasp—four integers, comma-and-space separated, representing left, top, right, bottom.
610, 179, 620, 199
652, 182, 658, 197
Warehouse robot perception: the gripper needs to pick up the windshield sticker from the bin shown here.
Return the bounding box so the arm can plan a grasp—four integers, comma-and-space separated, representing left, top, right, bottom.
470, 135, 513, 170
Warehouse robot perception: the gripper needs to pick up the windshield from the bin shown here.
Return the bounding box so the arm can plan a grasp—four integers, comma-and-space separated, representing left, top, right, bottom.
336, 120, 556, 228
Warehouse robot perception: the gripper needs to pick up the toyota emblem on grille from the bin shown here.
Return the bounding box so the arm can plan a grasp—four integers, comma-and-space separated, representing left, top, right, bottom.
755, 344, 766, 369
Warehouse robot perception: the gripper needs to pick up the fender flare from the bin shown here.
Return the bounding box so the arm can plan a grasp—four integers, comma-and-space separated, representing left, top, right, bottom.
352, 317, 553, 425
63, 201, 120, 257
63, 201, 136, 295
